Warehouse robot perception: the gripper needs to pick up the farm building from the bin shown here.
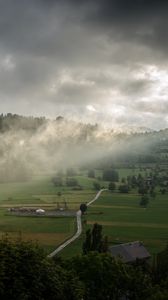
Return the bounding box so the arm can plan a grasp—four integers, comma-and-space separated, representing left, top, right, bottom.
108, 241, 151, 263
36, 209, 45, 214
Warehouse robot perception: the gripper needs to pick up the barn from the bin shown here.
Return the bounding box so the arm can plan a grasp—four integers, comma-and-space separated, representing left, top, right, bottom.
108, 241, 151, 263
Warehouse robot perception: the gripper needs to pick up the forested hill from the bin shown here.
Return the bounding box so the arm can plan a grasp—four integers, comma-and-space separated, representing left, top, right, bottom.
0, 113, 167, 182
0, 113, 47, 132
0, 112, 168, 138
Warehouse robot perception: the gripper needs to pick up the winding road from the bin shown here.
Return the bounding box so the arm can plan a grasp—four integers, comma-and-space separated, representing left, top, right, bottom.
47, 189, 107, 258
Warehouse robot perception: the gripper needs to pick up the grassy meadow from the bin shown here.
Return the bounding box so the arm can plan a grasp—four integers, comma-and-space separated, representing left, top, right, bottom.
0, 167, 167, 257
60, 190, 168, 257
0, 173, 97, 253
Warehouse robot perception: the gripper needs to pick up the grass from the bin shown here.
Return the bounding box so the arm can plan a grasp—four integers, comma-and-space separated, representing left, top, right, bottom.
0, 174, 96, 206
89, 191, 168, 254
0, 208, 76, 253
117, 167, 149, 178
0, 168, 167, 258
0, 174, 96, 253
60, 190, 168, 257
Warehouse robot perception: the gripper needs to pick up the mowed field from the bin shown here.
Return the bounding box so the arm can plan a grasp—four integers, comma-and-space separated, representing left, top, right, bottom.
87, 191, 168, 253
0, 168, 167, 257
0, 174, 96, 253
60, 189, 168, 257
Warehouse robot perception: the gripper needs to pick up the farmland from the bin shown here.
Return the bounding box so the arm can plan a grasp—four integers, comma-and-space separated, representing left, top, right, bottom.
0, 173, 97, 253
87, 191, 167, 251
0, 167, 167, 257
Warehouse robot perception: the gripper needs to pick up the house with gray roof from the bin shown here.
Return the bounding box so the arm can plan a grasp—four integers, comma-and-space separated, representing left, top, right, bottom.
108, 241, 151, 263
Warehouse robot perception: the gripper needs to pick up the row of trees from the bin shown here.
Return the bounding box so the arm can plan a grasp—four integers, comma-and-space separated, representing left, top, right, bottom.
52, 176, 80, 187
52, 168, 81, 189
0, 113, 47, 132
0, 237, 167, 300
88, 168, 119, 182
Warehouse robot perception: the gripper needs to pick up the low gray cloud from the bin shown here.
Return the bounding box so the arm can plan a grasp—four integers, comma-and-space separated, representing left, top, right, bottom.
0, 0, 167, 129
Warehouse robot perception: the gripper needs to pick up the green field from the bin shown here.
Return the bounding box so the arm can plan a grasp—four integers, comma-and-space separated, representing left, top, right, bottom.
0, 168, 167, 257
0, 211, 75, 253
0, 174, 97, 203
0, 174, 97, 253
60, 190, 168, 257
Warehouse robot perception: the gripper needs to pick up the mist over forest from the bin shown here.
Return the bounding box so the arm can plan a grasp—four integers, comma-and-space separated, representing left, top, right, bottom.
0, 113, 167, 182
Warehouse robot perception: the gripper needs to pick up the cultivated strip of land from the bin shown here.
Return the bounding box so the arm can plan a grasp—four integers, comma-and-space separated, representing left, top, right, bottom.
87, 220, 168, 228
92, 205, 137, 209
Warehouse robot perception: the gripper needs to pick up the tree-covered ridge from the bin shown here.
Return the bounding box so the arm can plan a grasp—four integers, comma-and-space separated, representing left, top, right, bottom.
0, 113, 167, 183
0, 238, 167, 300
0, 113, 47, 132
0, 112, 168, 138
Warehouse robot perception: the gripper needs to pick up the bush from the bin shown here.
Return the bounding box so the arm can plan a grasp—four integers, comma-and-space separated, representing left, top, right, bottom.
66, 177, 78, 187
0, 238, 83, 300
52, 176, 63, 186
93, 182, 101, 190
139, 195, 149, 207
108, 182, 116, 191
118, 184, 129, 193
102, 169, 119, 182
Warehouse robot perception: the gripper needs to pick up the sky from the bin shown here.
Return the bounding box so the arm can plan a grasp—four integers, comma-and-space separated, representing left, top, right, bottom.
0, 0, 168, 130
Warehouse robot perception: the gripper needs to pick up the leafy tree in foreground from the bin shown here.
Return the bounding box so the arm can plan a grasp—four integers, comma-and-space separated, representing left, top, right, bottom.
156, 243, 168, 281
67, 252, 153, 300
0, 237, 83, 300
0, 237, 167, 300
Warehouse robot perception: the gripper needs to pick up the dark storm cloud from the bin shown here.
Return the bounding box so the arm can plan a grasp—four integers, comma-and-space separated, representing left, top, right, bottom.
79, 0, 168, 55
0, 0, 167, 129
1, 0, 167, 56
1, 0, 168, 55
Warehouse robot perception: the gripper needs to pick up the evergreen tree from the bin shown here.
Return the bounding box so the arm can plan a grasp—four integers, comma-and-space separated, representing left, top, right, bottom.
82, 223, 107, 254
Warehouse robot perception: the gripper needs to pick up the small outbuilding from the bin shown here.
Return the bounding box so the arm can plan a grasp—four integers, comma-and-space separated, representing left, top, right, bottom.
36, 209, 45, 214
108, 241, 151, 263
